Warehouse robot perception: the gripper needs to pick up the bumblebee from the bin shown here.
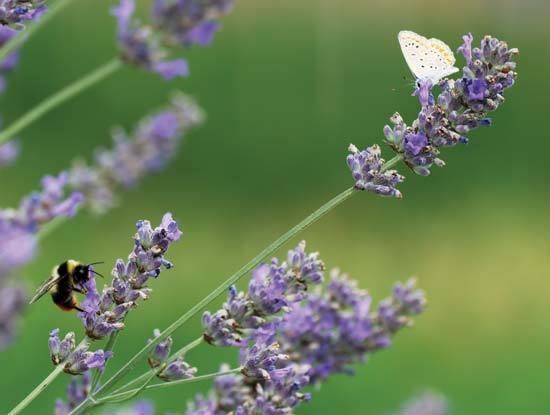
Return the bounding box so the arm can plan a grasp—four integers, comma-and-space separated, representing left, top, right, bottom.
29, 260, 103, 312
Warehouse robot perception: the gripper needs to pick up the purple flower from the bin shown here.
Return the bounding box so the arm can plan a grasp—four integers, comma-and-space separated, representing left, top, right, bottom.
277, 271, 425, 383
158, 357, 197, 381
112, 0, 189, 79
152, 0, 233, 47
457, 32, 473, 65
346, 143, 404, 197
68, 94, 203, 213
0, 140, 19, 166
0, 0, 47, 27
240, 323, 289, 380
404, 132, 428, 156
0, 285, 25, 349
77, 213, 182, 339
48, 329, 76, 365
202, 242, 324, 347
413, 79, 433, 107
147, 328, 173, 368
63, 344, 112, 375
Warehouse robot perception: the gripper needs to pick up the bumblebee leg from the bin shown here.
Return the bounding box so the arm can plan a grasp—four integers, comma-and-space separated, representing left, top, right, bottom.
73, 287, 87, 294
73, 305, 85, 312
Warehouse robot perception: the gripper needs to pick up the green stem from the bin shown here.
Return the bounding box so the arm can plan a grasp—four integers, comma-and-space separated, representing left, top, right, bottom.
0, 58, 122, 146
382, 154, 403, 171
91, 331, 120, 392
7, 364, 65, 415
7, 338, 89, 415
93, 186, 357, 398
0, 0, 76, 63
99, 368, 243, 404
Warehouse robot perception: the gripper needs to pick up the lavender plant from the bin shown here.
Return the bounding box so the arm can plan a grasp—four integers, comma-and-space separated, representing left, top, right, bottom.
6, 31, 518, 415
0, 0, 234, 146
0, 94, 202, 349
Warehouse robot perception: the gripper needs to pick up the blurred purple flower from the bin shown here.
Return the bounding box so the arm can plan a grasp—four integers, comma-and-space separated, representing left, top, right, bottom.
48, 329, 76, 365
113, 0, 233, 78
0, 285, 24, 348
0, 140, 19, 166
54, 371, 91, 415
147, 328, 173, 368
68, 93, 203, 213
152, 0, 233, 47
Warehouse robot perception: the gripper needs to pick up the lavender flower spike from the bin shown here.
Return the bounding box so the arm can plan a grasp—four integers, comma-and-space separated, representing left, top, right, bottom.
68, 93, 204, 214
113, 0, 188, 79
48, 329, 75, 365
202, 241, 324, 347
78, 213, 182, 340
152, 0, 234, 47
384, 34, 518, 176
347, 143, 404, 197
63, 344, 112, 375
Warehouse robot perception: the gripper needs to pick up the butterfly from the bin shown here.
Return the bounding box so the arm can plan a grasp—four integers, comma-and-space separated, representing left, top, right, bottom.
398, 30, 459, 84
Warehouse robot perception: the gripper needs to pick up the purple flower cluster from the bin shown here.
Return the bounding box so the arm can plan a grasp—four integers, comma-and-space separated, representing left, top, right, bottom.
147, 329, 197, 382
113, 0, 233, 78
67, 93, 203, 214
189, 243, 425, 415
186, 360, 311, 415
202, 241, 324, 347
48, 329, 112, 375
384, 34, 518, 176
278, 271, 425, 383
0, 0, 46, 27
346, 143, 404, 197
349, 34, 518, 192
78, 213, 182, 340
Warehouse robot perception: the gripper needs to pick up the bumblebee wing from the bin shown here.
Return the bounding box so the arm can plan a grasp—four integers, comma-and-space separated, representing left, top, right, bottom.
29, 274, 65, 304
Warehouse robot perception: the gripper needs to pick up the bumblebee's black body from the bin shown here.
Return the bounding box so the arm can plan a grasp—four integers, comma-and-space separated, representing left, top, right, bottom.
30, 260, 94, 312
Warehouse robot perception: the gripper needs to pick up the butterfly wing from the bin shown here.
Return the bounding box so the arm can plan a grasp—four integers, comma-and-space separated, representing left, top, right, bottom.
29, 273, 64, 304
398, 30, 459, 83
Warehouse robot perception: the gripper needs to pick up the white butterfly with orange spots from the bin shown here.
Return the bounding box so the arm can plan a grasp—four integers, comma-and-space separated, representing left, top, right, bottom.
398, 30, 459, 84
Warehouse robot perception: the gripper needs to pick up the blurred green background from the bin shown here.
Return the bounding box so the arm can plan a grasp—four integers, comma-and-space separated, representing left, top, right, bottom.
1, 0, 549, 413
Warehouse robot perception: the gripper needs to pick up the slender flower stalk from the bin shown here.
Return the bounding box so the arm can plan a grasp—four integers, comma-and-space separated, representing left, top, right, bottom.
0, 58, 122, 146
